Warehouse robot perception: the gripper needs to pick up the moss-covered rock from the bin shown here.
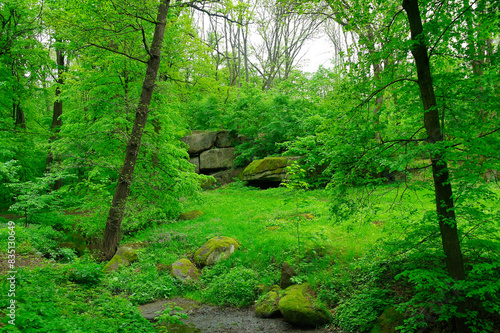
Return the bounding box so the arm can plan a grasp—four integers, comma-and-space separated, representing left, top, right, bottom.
278, 283, 330, 327
116, 246, 138, 262
178, 210, 204, 221
194, 236, 239, 266
370, 307, 404, 333
102, 246, 138, 273
255, 290, 282, 318
240, 157, 292, 182
170, 258, 199, 282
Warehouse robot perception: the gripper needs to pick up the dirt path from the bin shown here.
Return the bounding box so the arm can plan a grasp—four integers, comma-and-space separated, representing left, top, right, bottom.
139, 298, 333, 333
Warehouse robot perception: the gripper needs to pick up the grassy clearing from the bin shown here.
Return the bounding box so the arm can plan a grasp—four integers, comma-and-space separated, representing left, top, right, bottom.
1, 181, 499, 332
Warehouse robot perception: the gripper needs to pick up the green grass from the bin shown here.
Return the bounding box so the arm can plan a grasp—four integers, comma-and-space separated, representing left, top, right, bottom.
1, 181, 499, 332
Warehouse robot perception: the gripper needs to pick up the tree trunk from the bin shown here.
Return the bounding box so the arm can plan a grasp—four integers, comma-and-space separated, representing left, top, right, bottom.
402, 0, 468, 331
13, 102, 26, 129
46, 48, 65, 190
102, 0, 171, 260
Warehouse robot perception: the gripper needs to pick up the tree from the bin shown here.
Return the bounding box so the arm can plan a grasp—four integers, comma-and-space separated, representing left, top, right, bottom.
102, 0, 172, 259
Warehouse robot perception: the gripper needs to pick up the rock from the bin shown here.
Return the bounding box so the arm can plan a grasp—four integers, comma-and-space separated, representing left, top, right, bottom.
199, 148, 235, 171
178, 210, 204, 221
170, 259, 199, 282
255, 290, 282, 318
240, 157, 299, 188
103, 246, 138, 273
266, 226, 281, 231
215, 130, 239, 148
156, 263, 168, 272
182, 131, 217, 155
278, 283, 329, 327
211, 168, 243, 186
370, 307, 404, 333
280, 262, 297, 289
189, 157, 200, 173
194, 236, 239, 266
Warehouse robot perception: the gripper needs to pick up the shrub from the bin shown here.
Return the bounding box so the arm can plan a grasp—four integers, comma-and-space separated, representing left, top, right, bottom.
202, 266, 259, 307
69, 256, 103, 286
333, 287, 390, 332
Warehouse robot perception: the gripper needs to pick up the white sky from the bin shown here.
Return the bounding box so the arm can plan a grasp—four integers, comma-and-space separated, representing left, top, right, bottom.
299, 35, 335, 73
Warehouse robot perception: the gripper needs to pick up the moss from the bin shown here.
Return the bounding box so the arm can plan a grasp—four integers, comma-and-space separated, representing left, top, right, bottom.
255, 291, 281, 318
178, 210, 205, 220
278, 283, 329, 327
170, 258, 199, 281
241, 157, 291, 177
116, 246, 138, 262
194, 236, 239, 266
370, 307, 404, 333
103, 254, 125, 273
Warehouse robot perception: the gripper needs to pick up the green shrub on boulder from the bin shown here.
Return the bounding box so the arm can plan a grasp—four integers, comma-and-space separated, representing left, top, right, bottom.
194, 236, 239, 266
278, 283, 330, 327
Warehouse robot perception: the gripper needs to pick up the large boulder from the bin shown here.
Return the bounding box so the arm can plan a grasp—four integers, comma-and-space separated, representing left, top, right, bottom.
199, 148, 235, 172
215, 130, 239, 148
103, 246, 138, 273
194, 236, 239, 266
170, 258, 199, 282
189, 157, 200, 173
211, 168, 243, 186
240, 156, 299, 187
255, 289, 282, 318
182, 131, 217, 155
278, 283, 329, 327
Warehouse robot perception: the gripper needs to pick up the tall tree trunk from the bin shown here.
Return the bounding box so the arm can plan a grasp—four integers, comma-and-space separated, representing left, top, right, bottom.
13, 102, 26, 129
403, 0, 468, 332
102, 0, 171, 260
46, 48, 65, 190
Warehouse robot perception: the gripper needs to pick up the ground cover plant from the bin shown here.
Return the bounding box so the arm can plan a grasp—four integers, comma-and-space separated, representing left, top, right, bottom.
1, 181, 498, 332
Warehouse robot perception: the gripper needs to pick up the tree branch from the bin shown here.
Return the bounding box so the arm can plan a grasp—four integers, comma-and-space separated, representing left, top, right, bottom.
85, 42, 148, 63
356, 78, 418, 109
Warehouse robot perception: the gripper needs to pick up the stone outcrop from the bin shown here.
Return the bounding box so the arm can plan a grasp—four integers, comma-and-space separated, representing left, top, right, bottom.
182, 131, 217, 155
182, 131, 245, 185
103, 246, 138, 273
200, 148, 235, 171
194, 236, 239, 266
240, 156, 299, 188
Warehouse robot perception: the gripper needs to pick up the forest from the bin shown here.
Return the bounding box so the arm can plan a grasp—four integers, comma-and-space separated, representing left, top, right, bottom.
0, 0, 499, 332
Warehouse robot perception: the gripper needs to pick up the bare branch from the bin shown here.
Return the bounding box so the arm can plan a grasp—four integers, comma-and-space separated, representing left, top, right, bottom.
85, 42, 148, 63
356, 78, 418, 109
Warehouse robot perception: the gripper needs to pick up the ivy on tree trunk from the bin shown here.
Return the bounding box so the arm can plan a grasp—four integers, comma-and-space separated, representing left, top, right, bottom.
102, 0, 171, 260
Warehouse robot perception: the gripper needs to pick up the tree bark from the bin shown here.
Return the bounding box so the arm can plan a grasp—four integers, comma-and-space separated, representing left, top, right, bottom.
403, 0, 468, 331
102, 0, 171, 260
46, 48, 65, 190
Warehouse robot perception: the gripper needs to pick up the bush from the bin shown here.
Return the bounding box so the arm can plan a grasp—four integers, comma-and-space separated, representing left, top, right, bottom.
69, 256, 103, 286
333, 288, 390, 332
202, 265, 259, 307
